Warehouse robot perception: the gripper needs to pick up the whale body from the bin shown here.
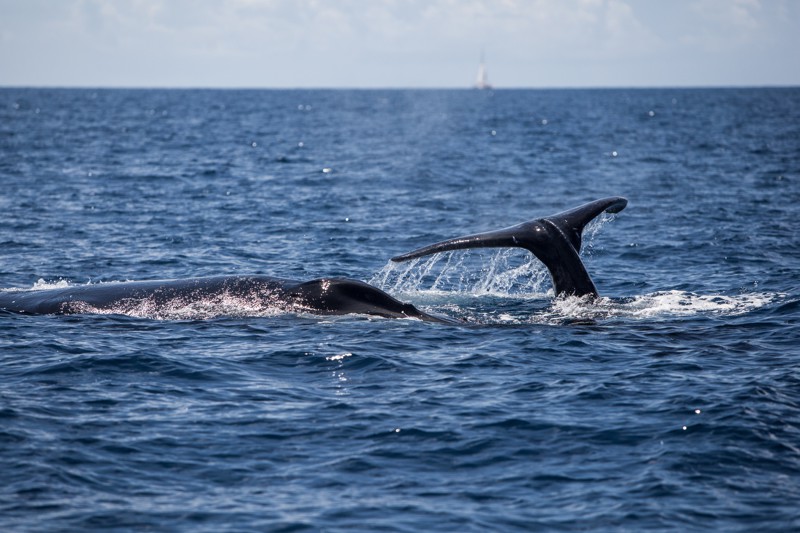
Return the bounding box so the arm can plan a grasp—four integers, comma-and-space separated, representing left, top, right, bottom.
0, 275, 452, 322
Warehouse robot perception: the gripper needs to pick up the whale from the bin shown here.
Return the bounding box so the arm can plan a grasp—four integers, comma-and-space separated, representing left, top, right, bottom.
0, 197, 626, 320
0, 275, 453, 322
392, 196, 628, 299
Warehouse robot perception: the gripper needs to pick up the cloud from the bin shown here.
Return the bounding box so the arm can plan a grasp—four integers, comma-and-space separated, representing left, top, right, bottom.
691, 0, 762, 32
0, 0, 797, 87
685, 0, 764, 50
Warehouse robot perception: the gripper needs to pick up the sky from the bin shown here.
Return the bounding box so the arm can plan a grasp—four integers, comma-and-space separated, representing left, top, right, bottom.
1, 0, 798, 88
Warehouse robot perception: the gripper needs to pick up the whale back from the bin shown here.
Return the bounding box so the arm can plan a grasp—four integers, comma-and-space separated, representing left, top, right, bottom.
0, 275, 454, 322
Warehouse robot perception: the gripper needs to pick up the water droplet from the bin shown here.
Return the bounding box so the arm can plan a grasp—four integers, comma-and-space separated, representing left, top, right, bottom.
298, 141, 304, 147
541, 119, 548, 125
491, 130, 497, 136
251, 141, 257, 147
648, 110, 655, 117
611, 151, 618, 157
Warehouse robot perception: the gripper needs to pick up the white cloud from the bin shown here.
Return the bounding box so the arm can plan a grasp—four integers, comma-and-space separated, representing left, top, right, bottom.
682, 0, 765, 53
0, 0, 797, 86
691, 0, 762, 32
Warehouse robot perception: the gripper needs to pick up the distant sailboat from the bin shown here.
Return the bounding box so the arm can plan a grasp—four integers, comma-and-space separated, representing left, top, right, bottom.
475, 52, 492, 90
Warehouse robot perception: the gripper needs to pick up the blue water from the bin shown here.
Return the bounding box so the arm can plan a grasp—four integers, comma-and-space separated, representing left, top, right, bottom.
1, 88, 799, 531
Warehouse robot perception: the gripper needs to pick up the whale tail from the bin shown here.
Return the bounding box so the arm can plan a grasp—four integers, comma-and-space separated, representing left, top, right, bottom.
391, 197, 627, 298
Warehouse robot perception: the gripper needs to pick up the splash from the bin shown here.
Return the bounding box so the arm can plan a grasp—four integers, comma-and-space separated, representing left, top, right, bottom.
369, 211, 782, 325
0, 278, 92, 293
70, 294, 292, 321
582, 213, 616, 257
371, 249, 551, 298
594, 290, 782, 319
371, 211, 618, 299
30, 278, 73, 290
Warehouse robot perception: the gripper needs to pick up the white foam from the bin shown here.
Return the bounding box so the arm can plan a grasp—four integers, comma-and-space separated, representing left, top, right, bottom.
604, 290, 780, 318
74, 292, 293, 320
0, 278, 77, 293
326, 352, 353, 362
523, 290, 782, 324
5, 279, 126, 291
32, 278, 73, 290
407, 290, 781, 326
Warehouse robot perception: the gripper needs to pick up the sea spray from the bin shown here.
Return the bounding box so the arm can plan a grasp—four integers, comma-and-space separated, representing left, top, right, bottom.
371, 248, 551, 298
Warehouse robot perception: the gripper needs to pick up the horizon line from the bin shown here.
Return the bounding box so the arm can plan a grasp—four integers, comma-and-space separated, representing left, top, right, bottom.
1, 83, 798, 91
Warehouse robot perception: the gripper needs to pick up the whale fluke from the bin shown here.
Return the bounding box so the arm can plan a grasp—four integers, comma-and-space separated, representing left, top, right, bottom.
391, 197, 627, 298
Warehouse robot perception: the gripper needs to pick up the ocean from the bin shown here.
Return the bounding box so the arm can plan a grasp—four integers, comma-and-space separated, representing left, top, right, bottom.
1, 87, 798, 531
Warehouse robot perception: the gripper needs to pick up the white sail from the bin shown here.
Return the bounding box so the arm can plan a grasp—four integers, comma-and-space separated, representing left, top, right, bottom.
475, 53, 492, 90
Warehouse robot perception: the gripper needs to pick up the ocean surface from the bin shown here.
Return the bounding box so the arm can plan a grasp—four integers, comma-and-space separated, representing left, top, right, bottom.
1, 87, 798, 532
